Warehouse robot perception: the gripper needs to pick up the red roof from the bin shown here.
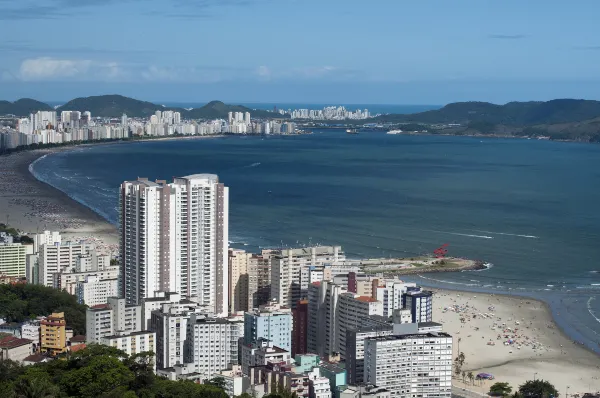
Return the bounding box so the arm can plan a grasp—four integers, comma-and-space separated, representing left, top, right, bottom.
0, 336, 32, 349
356, 296, 378, 303
70, 343, 87, 353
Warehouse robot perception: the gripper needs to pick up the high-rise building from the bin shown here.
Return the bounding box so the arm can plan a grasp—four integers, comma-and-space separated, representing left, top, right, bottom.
122, 113, 128, 127
364, 333, 452, 398
244, 112, 251, 125
86, 297, 143, 344
374, 280, 417, 318
229, 249, 250, 313
32, 231, 61, 253
402, 288, 433, 323
272, 246, 344, 309
248, 250, 272, 310
183, 313, 244, 379
120, 174, 229, 315
0, 243, 32, 277
38, 242, 92, 287
307, 281, 347, 358
76, 275, 119, 306
336, 293, 383, 357
244, 302, 292, 352
292, 299, 308, 356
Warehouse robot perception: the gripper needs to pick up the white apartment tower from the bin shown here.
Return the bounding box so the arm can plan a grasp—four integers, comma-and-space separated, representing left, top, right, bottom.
120, 174, 229, 316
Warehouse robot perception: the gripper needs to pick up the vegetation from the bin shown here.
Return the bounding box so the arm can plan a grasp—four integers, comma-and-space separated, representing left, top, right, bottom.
1, 95, 285, 119
0, 98, 53, 116
518, 380, 559, 398
0, 284, 87, 335
489, 382, 513, 397
0, 223, 33, 244
0, 345, 228, 398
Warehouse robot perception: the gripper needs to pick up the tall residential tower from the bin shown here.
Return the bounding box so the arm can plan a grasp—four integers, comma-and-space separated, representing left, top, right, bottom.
120, 174, 229, 316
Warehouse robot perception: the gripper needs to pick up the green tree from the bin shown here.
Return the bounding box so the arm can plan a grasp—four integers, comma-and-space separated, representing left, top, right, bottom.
237, 393, 253, 398
518, 380, 559, 398
461, 371, 466, 384
59, 355, 135, 398
14, 377, 60, 398
490, 382, 513, 397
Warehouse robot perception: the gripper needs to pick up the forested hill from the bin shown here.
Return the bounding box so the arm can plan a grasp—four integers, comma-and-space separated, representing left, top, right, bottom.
0, 95, 285, 119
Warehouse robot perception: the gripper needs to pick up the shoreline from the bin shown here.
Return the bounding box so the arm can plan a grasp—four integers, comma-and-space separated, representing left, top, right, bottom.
432, 288, 600, 394
3, 135, 599, 391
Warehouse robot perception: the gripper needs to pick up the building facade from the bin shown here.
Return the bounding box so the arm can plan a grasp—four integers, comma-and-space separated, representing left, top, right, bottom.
40, 312, 67, 356
120, 174, 229, 316
363, 333, 452, 398
0, 243, 31, 277
244, 303, 292, 352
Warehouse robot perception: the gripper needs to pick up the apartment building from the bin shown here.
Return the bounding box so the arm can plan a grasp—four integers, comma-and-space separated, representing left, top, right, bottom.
336, 293, 383, 357
271, 246, 344, 309
363, 333, 453, 398
403, 288, 433, 323
40, 312, 67, 356
183, 313, 244, 380
244, 302, 292, 352
86, 297, 143, 344
307, 281, 347, 358
101, 331, 156, 370
76, 275, 118, 306
0, 243, 32, 277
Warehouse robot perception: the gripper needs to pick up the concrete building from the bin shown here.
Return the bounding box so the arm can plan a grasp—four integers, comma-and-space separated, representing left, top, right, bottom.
292, 299, 308, 356
183, 313, 244, 380
244, 302, 292, 352
241, 339, 291, 376
347, 272, 378, 297
363, 333, 452, 398
0, 336, 33, 362
54, 262, 119, 296
76, 275, 118, 306
248, 250, 272, 310
101, 330, 156, 370
0, 243, 32, 277
120, 174, 229, 316
336, 293, 383, 357
339, 385, 391, 398
318, 361, 347, 398
212, 365, 250, 397
41, 312, 67, 356
272, 246, 344, 309
38, 242, 92, 287
308, 367, 332, 398
374, 281, 417, 318
21, 322, 40, 351
229, 248, 250, 312
307, 281, 347, 358
403, 288, 433, 323
150, 301, 204, 370
86, 297, 143, 344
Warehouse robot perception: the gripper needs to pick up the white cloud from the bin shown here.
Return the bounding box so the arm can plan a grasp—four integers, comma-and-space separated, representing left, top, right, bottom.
17, 57, 126, 81
256, 65, 271, 79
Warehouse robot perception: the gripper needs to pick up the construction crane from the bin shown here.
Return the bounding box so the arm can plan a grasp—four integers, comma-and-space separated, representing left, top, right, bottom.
434, 243, 449, 258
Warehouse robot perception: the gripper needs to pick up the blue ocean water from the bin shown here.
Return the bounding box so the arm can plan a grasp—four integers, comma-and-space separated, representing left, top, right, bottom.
30, 131, 600, 351
166, 102, 441, 115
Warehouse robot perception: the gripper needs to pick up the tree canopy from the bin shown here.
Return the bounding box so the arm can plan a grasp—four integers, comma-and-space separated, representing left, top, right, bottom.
0, 284, 88, 335
0, 345, 228, 398
518, 380, 559, 398
489, 382, 513, 397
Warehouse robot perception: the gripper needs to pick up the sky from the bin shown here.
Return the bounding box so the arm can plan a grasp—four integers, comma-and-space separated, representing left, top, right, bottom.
1, 0, 600, 104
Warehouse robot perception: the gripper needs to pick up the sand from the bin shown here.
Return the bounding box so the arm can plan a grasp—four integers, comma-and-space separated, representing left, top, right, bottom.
0, 149, 119, 255
434, 289, 600, 396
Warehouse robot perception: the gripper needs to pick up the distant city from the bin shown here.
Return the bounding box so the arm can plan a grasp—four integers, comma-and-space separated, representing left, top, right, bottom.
0, 109, 301, 151
282, 106, 373, 120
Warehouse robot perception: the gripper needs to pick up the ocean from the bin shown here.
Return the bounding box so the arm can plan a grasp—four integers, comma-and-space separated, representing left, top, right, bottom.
31, 131, 600, 351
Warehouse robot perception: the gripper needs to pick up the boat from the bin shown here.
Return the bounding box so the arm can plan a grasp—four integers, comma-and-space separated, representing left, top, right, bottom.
386, 129, 403, 135
346, 129, 359, 134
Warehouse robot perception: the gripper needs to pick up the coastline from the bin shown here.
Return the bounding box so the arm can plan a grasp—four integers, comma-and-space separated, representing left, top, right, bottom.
433, 288, 600, 394
3, 136, 599, 393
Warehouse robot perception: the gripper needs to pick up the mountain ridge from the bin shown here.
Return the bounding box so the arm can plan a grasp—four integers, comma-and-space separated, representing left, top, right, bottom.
0, 94, 285, 119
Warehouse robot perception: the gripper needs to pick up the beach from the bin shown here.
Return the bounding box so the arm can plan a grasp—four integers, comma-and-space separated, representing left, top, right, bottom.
434, 289, 600, 396
3, 140, 600, 395
0, 148, 119, 254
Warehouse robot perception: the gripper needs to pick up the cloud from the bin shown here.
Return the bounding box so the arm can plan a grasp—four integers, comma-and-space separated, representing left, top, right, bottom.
488, 34, 527, 40
18, 57, 126, 81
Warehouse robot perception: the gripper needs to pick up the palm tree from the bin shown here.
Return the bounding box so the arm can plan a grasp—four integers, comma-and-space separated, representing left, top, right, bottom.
462, 371, 467, 384
467, 372, 475, 386
14, 378, 59, 398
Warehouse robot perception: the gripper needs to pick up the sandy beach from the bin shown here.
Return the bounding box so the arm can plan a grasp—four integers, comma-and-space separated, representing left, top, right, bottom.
434, 289, 600, 396
0, 148, 119, 254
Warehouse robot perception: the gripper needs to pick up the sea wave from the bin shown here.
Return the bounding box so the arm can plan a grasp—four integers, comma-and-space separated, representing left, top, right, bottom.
475, 230, 539, 239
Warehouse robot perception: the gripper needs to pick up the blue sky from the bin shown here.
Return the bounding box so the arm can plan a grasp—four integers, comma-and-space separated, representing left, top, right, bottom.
1, 0, 600, 104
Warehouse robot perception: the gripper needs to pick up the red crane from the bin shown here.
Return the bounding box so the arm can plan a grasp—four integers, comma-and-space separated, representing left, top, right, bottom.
434, 243, 449, 258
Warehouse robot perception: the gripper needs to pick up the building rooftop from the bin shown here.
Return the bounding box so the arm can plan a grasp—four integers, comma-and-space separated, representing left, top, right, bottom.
319, 361, 345, 373
419, 322, 442, 328
373, 332, 451, 341
23, 353, 51, 363
0, 335, 32, 349
355, 296, 378, 303
70, 335, 87, 343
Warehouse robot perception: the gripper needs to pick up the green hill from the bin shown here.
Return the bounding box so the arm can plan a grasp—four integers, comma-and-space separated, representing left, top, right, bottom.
0, 98, 53, 116
57, 94, 179, 118
372, 99, 600, 125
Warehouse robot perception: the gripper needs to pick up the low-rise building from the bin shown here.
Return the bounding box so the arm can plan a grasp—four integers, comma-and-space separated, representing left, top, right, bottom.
242, 339, 291, 376
86, 297, 143, 344
0, 335, 33, 361
212, 365, 251, 397
76, 275, 118, 306
101, 331, 156, 370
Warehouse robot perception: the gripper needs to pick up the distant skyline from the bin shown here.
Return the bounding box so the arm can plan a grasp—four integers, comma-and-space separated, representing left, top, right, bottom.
2, 0, 600, 103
